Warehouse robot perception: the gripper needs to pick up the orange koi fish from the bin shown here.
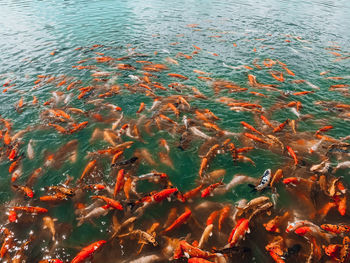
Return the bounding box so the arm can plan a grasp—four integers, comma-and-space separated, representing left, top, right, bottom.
80, 160, 97, 181
193, 69, 210, 75
178, 184, 203, 203
201, 182, 223, 198
321, 224, 350, 234
244, 132, 271, 145
263, 212, 289, 233
71, 240, 106, 263
286, 146, 298, 165
199, 157, 208, 178
12, 185, 33, 198
228, 218, 249, 247
206, 210, 220, 226
263, 59, 276, 68
218, 206, 230, 231
174, 240, 214, 259
151, 188, 178, 202
260, 115, 275, 129
167, 73, 188, 80
91, 196, 123, 210
250, 91, 267, 97
163, 208, 191, 233
315, 125, 333, 135
241, 121, 264, 136
114, 169, 125, 197
270, 71, 284, 82
136, 102, 145, 114
13, 206, 48, 213
292, 91, 314, 96
282, 66, 295, 76
273, 119, 289, 133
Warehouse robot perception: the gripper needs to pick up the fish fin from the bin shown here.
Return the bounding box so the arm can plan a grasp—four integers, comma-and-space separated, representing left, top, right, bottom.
76, 218, 84, 227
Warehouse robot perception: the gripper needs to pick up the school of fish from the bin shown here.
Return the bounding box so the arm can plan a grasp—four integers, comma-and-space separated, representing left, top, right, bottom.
0, 23, 350, 263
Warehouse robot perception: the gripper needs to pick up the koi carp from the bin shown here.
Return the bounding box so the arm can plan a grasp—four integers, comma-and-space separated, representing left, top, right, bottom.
71, 240, 106, 263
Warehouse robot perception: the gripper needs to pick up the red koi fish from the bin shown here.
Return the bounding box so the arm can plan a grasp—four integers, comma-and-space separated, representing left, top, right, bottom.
12, 185, 34, 198
201, 182, 223, 198
315, 125, 333, 135
178, 185, 203, 202
71, 240, 106, 263
8, 209, 17, 222
163, 208, 191, 233
151, 188, 178, 202
228, 218, 249, 247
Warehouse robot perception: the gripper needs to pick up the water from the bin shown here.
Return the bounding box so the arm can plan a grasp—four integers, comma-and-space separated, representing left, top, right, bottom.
0, 0, 350, 262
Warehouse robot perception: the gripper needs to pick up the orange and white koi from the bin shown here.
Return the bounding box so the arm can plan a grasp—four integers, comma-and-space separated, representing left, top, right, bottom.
227, 218, 250, 247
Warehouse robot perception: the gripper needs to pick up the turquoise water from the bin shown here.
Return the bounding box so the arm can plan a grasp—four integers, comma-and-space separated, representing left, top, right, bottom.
0, 0, 350, 262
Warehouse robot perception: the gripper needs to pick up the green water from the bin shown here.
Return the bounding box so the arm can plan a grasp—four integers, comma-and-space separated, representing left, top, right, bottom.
0, 0, 350, 262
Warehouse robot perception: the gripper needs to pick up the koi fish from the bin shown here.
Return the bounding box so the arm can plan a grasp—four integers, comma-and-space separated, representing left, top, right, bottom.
321, 224, 350, 234
114, 169, 125, 197
71, 240, 106, 263
91, 196, 123, 210
198, 226, 214, 250
241, 121, 264, 136
273, 119, 289, 133
286, 146, 298, 165
80, 160, 97, 181
201, 182, 223, 197
163, 208, 191, 233
270, 71, 284, 82
167, 73, 188, 80
249, 169, 271, 191
244, 132, 271, 145
227, 218, 250, 247
13, 206, 48, 213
